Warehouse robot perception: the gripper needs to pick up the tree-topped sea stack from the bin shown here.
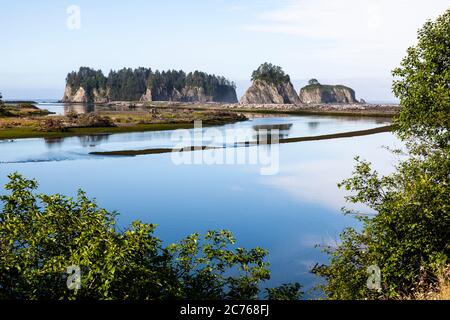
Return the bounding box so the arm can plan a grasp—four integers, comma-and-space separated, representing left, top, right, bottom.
144, 70, 238, 103
299, 79, 359, 104
240, 63, 301, 104
63, 67, 238, 103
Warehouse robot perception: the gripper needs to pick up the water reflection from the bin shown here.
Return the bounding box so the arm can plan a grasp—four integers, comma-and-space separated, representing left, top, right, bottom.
78, 134, 110, 148
308, 122, 320, 130
44, 137, 64, 148
63, 103, 148, 115
252, 123, 293, 140
41, 103, 149, 116
64, 103, 95, 115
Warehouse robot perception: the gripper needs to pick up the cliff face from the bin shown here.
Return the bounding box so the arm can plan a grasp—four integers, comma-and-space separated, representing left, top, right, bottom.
211, 86, 238, 103
142, 87, 210, 102
299, 84, 358, 104
139, 86, 238, 103
181, 87, 210, 102
62, 86, 108, 103
240, 80, 301, 105
140, 87, 180, 102
64, 84, 238, 104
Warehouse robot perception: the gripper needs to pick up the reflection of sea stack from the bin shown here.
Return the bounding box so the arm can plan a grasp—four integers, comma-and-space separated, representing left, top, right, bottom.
240, 63, 300, 104
252, 123, 293, 131
299, 79, 359, 104
252, 123, 294, 141
64, 104, 93, 115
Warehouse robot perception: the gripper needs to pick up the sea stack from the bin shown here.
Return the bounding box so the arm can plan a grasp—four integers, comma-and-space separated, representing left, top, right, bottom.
299, 79, 358, 104
63, 67, 238, 103
240, 63, 300, 104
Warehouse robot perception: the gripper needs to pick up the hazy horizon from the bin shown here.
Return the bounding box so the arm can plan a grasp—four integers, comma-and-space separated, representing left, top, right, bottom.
2, 0, 449, 102
1, 77, 398, 104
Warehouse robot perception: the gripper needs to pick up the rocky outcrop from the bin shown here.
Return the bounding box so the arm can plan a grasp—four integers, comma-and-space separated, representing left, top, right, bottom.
140, 88, 152, 102
63, 85, 108, 103
139, 86, 238, 103
62, 86, 82, 103
240, 80, 301, 105
299, 83, 358, 104
181, 87, 210, 102
140, 87, 181, 102
140, 87, 210, 102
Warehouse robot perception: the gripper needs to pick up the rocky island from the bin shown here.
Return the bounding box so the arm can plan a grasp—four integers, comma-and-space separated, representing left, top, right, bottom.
63, 67, 238, 104
240, 63, 300, 104
299, 79, 359, 104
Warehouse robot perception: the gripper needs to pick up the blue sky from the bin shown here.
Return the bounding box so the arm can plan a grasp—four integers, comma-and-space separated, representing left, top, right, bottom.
1, 0, 449, 101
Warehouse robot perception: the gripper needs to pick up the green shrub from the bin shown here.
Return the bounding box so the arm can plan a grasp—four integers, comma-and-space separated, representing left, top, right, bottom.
251, 63, 291, 86
0, 173, 301, 300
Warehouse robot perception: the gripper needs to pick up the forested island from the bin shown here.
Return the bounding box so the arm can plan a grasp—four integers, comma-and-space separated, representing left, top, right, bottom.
63, 67, 238, 104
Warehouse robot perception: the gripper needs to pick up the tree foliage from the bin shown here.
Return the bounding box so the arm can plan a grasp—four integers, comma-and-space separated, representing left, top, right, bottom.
66, 67, 237, 103
66, 67, 107, 102
251, 63, 291, 85
0, 173, 301, 300
107, 68, 151, 101
392, 9, 450, 146
313, 9, 450, 299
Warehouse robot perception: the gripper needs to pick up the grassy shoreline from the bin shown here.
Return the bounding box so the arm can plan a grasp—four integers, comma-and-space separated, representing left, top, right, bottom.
0, 107, 247, 140
0, 123, 199, 140
0, 102, 396, 140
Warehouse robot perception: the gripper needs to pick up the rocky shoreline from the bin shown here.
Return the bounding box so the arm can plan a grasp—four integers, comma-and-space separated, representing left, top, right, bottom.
96, 101, 400, 117
218, 102, 399, 113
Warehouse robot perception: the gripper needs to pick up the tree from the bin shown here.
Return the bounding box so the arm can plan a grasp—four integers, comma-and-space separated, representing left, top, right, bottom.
66, 67, 237, 103
308, 79, 320, 86
107, 67, 151, 101
0, 173, 302, 300
313, 9, 450, 299
251, 63, 291, 85
66, 67, 107, 103
392, 10, 450, 146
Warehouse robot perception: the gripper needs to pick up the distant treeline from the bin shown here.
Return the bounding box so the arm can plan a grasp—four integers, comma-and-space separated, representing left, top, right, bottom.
65, 67, 237, 103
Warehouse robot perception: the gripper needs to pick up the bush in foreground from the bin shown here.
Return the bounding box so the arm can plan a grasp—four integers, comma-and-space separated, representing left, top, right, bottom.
0, 173, 301, 300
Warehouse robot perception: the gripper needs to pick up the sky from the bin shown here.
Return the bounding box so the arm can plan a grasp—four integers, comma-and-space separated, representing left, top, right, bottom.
1, 0, 449, 101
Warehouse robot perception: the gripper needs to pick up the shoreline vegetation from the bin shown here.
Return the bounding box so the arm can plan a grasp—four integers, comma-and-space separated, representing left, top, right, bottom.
0, 105, 248, 140
90, 125, 394, 157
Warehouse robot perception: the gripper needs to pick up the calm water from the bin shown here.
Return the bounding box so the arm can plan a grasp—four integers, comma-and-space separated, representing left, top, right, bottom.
0, 104, 401, 296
